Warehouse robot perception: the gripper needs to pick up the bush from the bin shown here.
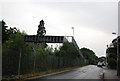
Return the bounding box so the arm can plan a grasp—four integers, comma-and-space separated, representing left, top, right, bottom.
107, 57, 117, 69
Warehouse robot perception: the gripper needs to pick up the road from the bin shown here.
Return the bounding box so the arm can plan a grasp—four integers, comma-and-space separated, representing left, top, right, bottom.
27, 65, 104, 81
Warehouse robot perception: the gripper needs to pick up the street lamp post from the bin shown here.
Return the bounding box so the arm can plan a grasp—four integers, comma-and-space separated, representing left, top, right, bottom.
112, 32, 120, 76
71, 27, 74, 38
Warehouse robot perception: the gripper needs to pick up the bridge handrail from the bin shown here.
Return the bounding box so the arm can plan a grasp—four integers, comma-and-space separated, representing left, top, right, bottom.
72, 37, 84, 58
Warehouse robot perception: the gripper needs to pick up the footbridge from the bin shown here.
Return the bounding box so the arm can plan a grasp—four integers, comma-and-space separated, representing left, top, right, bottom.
24, 35, 84, 58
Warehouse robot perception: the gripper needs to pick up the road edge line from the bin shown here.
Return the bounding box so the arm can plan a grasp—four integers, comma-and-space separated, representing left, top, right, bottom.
25, 69, 70, 80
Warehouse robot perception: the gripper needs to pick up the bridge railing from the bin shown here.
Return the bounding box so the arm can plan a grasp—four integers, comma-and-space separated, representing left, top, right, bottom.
63, 36, 84, 58
71, 37, 84, 58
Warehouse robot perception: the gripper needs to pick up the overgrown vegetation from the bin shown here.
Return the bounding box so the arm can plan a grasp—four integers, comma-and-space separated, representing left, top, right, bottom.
2, 20, 86, 77
106, 48, 117, 69
106, 38, 117, 69
80, 48, 99, 65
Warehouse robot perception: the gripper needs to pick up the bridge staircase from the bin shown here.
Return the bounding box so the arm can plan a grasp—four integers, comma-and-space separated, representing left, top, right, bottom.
64, 36, 84, 58
72, 37, 84, 58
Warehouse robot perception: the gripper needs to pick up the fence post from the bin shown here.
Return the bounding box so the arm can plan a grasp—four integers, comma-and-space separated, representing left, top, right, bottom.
18, 48, 22, 78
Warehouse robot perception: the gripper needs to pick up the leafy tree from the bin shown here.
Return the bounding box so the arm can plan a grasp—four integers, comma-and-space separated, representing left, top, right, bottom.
1, 20, 8, 43
37, 20, 46, 36
1, 20, 18, 43
59, 42, 79, 58
107, 53, 117, 69
2, 29, 34, 75
56, 42, 82, 67
98, 56, 106, 62
107, 57, 117, 69
80, 47, 98, 65
5, 30, 25, 50
106, 37, 117, 69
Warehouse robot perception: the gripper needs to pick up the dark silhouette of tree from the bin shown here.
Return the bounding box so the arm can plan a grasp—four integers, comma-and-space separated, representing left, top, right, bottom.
37, 20, 46, 36
1, 20, 18, 43
106, 38, 118, 69
1, 20, 8, 43
7, 27, 17, 35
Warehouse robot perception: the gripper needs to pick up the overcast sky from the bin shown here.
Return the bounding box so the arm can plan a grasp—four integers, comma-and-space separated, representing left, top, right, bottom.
1, 0, 119, 57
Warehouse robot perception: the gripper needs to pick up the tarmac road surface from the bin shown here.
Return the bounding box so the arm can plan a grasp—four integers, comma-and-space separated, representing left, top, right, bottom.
27, 65, 104, 81
42, 65, 103, 79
